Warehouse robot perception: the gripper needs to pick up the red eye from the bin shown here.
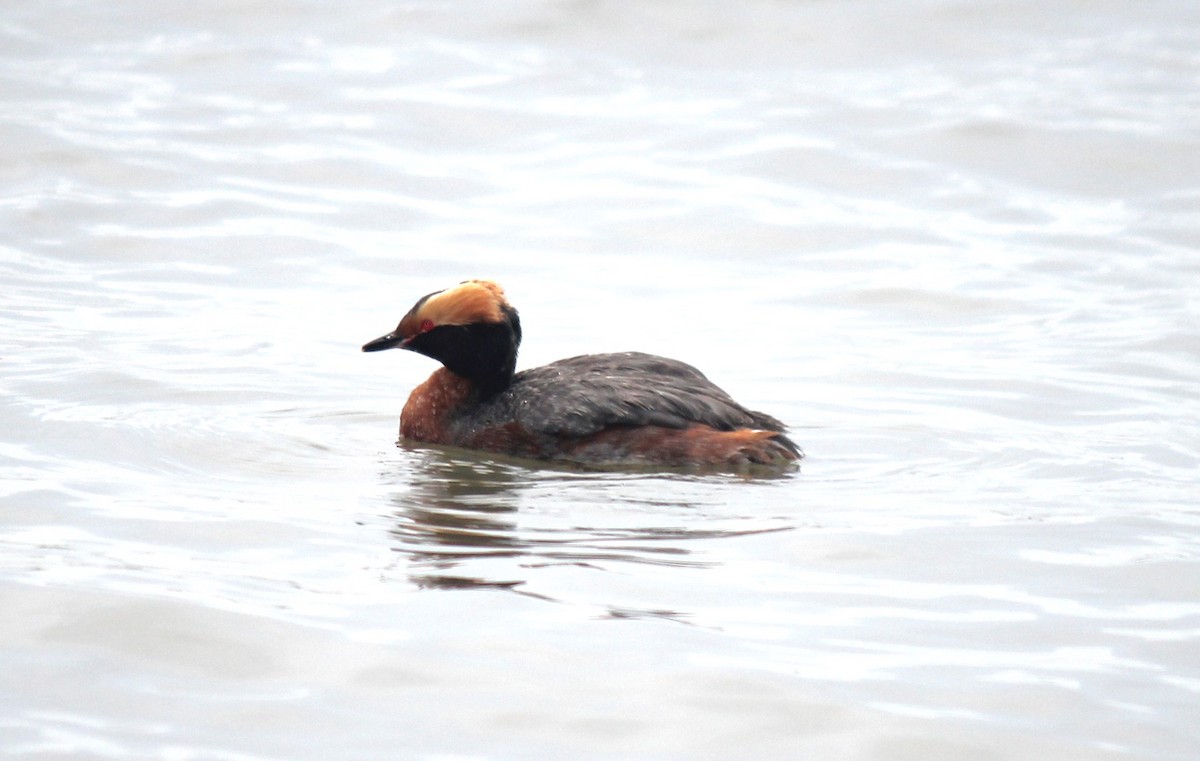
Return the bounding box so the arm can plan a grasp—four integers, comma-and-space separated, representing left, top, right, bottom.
419, 319, 435, 333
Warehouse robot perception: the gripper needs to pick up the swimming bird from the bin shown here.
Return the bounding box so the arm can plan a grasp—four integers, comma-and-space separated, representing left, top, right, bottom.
362, 279, 801, 469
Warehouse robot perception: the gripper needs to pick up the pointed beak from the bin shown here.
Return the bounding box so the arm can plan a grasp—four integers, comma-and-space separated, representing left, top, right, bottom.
361, 331, 407, 352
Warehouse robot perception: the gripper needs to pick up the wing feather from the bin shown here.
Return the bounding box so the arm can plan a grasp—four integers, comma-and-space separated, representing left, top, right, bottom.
496, 352, 786, 437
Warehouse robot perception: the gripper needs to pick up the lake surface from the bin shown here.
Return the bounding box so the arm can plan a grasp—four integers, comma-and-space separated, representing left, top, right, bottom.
3, 1, 1199, 758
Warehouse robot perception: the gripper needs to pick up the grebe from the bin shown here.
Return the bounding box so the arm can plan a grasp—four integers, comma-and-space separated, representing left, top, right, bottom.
362, 280, 801, 469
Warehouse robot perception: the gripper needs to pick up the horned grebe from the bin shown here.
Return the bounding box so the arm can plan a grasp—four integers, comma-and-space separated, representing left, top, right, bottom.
362, 280, 801, 469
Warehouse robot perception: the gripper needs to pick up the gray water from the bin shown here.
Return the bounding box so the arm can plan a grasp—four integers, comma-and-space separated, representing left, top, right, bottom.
3, 1, 1199, 759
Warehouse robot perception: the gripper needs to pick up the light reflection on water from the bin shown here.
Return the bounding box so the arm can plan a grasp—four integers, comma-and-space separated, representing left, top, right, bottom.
3, 0, 1200, 758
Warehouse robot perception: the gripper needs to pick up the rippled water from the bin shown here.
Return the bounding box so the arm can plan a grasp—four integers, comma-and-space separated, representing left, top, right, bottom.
3, 1, 1199, 759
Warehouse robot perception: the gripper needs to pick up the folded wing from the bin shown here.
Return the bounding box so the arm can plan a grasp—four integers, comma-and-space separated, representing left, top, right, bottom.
503, 352, 789, 437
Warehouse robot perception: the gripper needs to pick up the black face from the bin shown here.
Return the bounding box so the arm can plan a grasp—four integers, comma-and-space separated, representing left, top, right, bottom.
374, 303, 522, 397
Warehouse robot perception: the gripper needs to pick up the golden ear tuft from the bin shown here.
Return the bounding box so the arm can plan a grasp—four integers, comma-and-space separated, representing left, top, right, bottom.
418, 279, 509, 327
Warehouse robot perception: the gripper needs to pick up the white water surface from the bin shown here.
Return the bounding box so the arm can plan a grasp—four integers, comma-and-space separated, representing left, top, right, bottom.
2, 1, 1199, 759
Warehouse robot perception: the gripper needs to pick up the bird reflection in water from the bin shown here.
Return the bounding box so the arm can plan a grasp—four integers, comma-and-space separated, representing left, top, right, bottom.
387, 445, 531, 592
384, 444, 790, 622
